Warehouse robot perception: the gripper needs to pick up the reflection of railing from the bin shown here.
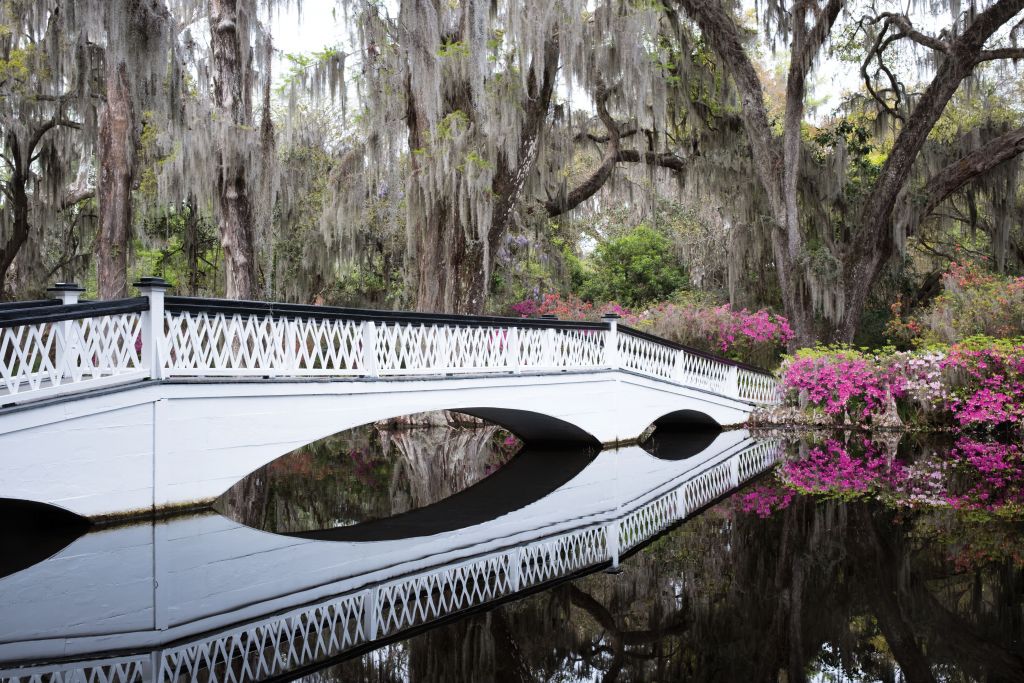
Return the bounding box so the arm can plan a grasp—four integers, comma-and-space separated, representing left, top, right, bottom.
0, 280, 779, 405
0, 440, 781, 683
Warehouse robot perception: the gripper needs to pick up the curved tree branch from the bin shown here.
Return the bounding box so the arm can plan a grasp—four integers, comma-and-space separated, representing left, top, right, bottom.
545, 81, 622, 217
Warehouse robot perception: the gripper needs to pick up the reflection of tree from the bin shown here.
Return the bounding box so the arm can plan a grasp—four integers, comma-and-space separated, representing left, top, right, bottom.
215, 412, 512, 534
325, 496, 1024, 682
381, 414, 500, 514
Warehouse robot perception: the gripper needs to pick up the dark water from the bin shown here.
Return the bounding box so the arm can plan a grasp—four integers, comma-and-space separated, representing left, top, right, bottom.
1, 419, 1022, 682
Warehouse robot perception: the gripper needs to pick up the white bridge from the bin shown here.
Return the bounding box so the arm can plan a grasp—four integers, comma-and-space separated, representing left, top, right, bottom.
0, 280, 778, 520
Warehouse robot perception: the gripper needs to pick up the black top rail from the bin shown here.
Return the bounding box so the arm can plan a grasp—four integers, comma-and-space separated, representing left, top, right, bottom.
617, 324, 773, 376
0, 299, 61, 312
0, 298, 148, 328
163, 296, 609, 331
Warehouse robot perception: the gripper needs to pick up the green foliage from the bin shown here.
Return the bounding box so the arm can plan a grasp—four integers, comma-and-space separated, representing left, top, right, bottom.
579, 225, 688, 307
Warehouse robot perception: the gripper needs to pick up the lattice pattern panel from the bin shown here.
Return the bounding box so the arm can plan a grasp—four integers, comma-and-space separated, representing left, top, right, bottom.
676, 352, 732, 395
164, 312, 365, 376
679, 461, 734, 512
375, 553, 514, 636
737, 368, 779, 404
618, 489, 682, 551
552, 329, 607, 368
519, 526, 608, 585
617, 333, 677, 381
158, 593, 363, 683
0, 313, 143, 398
0, 655, 148, 683
738, 440, 782, 480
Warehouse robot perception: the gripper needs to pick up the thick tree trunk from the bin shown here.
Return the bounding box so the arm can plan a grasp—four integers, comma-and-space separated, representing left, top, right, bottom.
97, 61, 136, 300
0, 167, 29, 301
210, 0, 258, 300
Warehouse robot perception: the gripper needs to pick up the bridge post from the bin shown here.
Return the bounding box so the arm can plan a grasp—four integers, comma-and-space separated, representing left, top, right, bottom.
508, 547, 524, 592
361, 586, 380, 641
602, 313, 620, 370
508, 327, 521, 374
606, 520, 620, 569
135, 277, 170, 380
361, 321, 380, 377
727, 365, 739, 398
540, 314, 558, 369
47, 282, 85, 379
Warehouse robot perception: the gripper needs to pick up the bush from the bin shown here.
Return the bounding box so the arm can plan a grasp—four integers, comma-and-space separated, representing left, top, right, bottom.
508, 293, 792, 368
579, 226, 687, 307
888, 260, 1024, 345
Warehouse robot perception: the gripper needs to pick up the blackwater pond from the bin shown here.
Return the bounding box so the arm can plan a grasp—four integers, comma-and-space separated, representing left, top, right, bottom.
1, 417, 1022, 682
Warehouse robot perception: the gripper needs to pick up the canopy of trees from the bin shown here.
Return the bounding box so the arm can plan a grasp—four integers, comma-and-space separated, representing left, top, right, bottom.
2, 0, 1023, 347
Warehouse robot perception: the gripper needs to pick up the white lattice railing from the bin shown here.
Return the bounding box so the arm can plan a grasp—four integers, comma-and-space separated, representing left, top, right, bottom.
0, 296, 148, 402
0, 282, 780, 405
0, 439, 781, 683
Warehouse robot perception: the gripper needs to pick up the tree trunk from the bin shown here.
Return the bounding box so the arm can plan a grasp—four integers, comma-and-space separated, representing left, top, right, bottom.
210, 0, 258, 300
97, 61, 136, 300
0, 131, 31, 301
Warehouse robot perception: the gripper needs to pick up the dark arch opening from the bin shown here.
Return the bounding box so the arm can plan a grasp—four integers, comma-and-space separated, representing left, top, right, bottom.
454, 408, 601, 448
0, 499, 92, 579
288, 441, 597, 542
642, 410, 723, 460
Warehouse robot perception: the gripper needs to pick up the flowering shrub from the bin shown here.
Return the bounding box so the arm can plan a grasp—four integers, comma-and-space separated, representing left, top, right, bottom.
779, 347, 898, 421
643, 302, 793, 366
508, 293, 792, 367
940, 340, 1024, 427
778, 339, 1024, 430
887, 260, 1024, 345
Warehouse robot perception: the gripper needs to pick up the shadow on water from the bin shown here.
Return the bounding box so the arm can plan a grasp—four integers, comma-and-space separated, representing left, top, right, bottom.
289, 443, 597, 541
0, 499, 91, 579
641, 410, 723, 460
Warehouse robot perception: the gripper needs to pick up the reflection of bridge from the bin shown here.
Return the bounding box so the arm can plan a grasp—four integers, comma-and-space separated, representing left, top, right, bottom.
0, 433, 780, 682
0, 280, 778, 519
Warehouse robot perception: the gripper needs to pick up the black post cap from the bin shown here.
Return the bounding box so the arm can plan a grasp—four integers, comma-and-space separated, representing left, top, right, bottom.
540, 314, 559, 320
133, 276, 171, 289
47, 282, 85, 293
601, 312, 621, 320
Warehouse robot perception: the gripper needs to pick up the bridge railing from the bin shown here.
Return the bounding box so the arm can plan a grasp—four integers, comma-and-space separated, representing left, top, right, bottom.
0, 280, 779, 405
0, 290, 148, 403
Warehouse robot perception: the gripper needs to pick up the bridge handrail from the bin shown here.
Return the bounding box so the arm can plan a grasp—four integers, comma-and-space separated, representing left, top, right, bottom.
0, 282, 779, 405
0, 298, 61, 312
616, 324, 771, 375
0, 298, 147, 327
0, 297, 148, 402
163, 295, 608, 330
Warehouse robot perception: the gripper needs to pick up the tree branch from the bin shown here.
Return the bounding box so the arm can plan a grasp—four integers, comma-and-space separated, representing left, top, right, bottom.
671, 0, 781, 212
616, 148, 687, 172
545, 81, 622, 217
918, 125, 1024, 218
976, 47, 1024, 63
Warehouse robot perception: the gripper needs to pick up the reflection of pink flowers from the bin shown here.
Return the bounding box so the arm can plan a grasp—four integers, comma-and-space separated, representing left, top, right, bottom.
781, 440, 896, 498
739, 437, 1024, 518
739, 484, 794, 518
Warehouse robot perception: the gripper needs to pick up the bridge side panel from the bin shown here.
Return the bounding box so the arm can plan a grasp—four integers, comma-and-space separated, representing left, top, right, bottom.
0, 403, 155, 518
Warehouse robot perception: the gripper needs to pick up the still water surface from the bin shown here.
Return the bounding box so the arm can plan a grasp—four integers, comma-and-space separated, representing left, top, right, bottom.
1, 416, 1022, 682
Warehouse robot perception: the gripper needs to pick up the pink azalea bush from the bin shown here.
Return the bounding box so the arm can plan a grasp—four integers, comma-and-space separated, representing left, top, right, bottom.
779, 339, 1024, 430
509, 293, 792, 366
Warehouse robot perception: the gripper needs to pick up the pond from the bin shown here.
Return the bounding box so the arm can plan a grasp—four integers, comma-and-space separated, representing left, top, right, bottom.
1, 416, 1021, 682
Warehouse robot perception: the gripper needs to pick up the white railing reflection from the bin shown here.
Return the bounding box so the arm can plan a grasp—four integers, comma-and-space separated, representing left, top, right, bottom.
0, 440, 781, 683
